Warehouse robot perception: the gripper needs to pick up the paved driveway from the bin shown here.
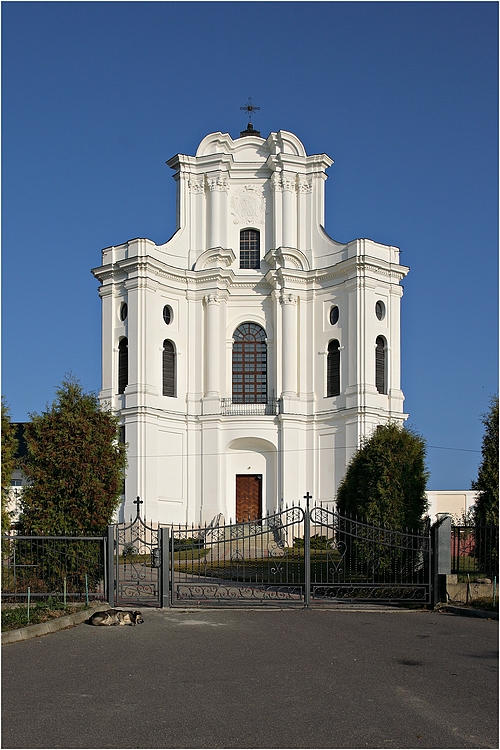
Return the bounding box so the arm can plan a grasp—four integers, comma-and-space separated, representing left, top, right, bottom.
2, 607, 498, 749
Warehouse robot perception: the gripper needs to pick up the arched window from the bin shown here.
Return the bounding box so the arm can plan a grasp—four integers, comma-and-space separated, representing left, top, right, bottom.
232, 323, 267, 403
163, 340, 176, 397
240, 229, 260, 269
327, 340, 340, 397
375, 336, 386, 394
118, 338, 128, 394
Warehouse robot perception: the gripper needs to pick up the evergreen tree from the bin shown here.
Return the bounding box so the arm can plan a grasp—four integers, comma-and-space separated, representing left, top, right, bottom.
1, 398, 18, 533
472, 396, 499, 526
470, 397, 498, 577
19, 377, 126, 535
337, 422, 429, 531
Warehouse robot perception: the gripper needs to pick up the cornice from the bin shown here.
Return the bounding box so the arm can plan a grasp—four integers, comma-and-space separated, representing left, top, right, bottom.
93, 249, 408, 296
314, 255, 409, 284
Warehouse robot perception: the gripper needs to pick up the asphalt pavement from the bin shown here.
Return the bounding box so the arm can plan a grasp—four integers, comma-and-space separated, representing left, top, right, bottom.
2, 607, 498, 749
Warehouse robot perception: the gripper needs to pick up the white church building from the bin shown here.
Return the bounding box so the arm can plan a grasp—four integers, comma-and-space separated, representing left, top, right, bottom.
92, 124, 409, 525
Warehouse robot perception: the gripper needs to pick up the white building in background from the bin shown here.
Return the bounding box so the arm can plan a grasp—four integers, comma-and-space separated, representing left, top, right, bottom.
92, 124, 409, 525
426, 491, 477, 522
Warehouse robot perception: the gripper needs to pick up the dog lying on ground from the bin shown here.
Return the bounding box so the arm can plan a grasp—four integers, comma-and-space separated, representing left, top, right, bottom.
88, 609, 144, 626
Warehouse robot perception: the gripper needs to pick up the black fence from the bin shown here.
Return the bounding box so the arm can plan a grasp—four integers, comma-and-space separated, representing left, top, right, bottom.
451, 525, 499, 580
1, 534, 107, 602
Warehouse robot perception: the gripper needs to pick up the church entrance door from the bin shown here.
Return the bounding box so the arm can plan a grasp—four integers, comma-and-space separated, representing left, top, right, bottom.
236, 474, 262, 522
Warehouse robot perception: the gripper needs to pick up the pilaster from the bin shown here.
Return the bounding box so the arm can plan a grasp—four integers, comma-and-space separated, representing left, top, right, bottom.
203, 293, 221, 414
280, 291, 298, 405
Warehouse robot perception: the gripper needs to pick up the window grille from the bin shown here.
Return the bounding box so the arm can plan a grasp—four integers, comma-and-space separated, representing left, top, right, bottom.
239, 229, 260, 269
232, 323, 267, 403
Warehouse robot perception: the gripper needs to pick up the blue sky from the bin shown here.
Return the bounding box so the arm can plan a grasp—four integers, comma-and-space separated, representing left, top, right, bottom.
2, 1, 498, 490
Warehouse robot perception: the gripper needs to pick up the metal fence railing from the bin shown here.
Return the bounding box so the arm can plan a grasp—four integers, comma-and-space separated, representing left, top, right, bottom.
451, 525, 499, 579
220, 398, 280, 416
1, 534, 107, 602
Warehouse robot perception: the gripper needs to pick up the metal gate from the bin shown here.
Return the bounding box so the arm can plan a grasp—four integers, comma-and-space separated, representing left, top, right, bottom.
308, 506, 431, 604
112, 502, 162, 607
107, 501, 431, 608
171, 506, 306, 605
168, 503, 431, 607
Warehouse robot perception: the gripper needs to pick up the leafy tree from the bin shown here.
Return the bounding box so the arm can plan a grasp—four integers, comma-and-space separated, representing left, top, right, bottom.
472, 396, 498, 526
337, 423, 429, 531
1, 398, 18, 533
19, 377, 126, 535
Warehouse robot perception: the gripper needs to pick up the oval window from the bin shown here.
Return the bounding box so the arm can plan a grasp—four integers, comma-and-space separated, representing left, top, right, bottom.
163, 305, 173, 325
329, 305, 339, 325
120, 303, 128, 322
375, 301, 385, 321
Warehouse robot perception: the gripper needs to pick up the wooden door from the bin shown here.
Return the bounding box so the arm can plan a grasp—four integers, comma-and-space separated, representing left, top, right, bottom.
236, 474, 262, 523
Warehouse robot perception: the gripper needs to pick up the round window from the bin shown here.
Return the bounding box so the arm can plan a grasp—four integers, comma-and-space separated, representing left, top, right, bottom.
163, 305, 173, 325
375, 301, 385, 321
120, 302, 128, 322
329, 305, 339, 325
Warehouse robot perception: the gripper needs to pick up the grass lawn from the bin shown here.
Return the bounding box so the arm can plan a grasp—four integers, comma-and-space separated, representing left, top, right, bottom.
174, 550, 362, 584
1, 600, 90, 632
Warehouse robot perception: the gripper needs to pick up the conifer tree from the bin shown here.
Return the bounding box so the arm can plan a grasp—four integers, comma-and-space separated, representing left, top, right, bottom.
470, 397, 498, 577
337, 422, 429, 531
1, 398, 18, 533
19, 377, 126, 535
471, 396, 499, 526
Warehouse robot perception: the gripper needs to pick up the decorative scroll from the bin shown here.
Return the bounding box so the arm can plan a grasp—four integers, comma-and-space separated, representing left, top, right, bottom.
176, 584, 303, 601
311, 585, 429, 602
118, 583, 158, 600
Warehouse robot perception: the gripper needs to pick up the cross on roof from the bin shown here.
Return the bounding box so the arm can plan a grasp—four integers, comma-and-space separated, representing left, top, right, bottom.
240, 97, 260, 122
239, 98, 261, 137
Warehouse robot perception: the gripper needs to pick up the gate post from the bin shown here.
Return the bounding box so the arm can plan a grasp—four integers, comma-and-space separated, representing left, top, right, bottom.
304, 493, 311, 607
106, 525, 115, 607
431, 514, 452, 608
160, 527, 171, 608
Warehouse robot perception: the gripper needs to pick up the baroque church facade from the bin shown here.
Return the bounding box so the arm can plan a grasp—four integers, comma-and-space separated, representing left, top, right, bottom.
92, 125, 409, 525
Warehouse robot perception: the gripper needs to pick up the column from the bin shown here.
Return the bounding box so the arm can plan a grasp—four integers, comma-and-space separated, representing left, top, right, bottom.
281, 172, 296, 248
203, 294, 220, 413
207, 172, 228, 249
280, 291, 298, 397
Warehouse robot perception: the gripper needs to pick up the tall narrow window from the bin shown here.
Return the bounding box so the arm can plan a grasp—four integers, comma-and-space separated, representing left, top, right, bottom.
232, 323, 267, 403
240, 229, 260, 269
163, 340, 176, 397
375, 336, 386, 394
118, 338, 128, 394
327, 340, 340, 397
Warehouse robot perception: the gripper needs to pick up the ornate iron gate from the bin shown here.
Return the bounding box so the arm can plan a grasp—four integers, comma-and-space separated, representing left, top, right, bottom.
167, 503, 431, 607
113, 501, 161, 607
107, 501, 431, 608
308, 506, 431, 604
170, 506, 306, 605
